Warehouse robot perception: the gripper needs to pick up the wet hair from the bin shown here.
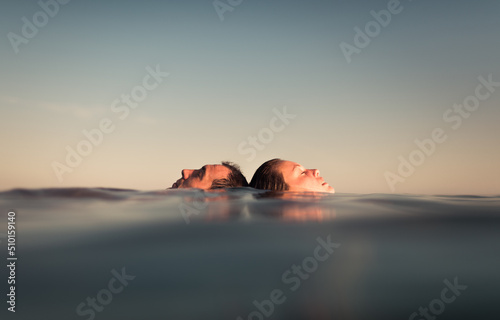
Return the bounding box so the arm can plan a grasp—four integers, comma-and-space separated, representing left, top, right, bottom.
210, 161, 249, 189
249, 158, 289, 191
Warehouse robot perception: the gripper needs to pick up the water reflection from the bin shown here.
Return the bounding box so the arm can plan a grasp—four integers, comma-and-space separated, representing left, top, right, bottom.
179, 190, 337, 222
179, 189, 246, 222
250, 191, 337, 222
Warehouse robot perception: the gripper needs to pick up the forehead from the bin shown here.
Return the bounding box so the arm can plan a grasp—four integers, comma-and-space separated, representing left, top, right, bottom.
205, 164, 231, 178
279, 161, 302, 172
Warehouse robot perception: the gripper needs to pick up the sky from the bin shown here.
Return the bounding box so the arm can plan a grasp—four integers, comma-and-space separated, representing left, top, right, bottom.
0, 0, 499, 195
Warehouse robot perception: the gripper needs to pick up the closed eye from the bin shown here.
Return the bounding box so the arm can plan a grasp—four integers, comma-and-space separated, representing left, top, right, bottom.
198, 166, 207, 180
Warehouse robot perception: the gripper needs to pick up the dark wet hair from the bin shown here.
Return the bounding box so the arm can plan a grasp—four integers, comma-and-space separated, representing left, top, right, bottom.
249, 158, 289, 191
210, 161, 249, 189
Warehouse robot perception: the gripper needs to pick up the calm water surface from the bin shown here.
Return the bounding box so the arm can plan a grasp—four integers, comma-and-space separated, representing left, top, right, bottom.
0, 188, 499, 320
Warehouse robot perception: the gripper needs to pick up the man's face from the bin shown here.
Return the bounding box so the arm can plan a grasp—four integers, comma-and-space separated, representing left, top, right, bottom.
278, 161, 335, 193
170, 164, 231, 190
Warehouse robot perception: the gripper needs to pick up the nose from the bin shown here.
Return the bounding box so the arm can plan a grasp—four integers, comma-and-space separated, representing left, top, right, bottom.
312, 169, 320, 177
182, 169, 194, 179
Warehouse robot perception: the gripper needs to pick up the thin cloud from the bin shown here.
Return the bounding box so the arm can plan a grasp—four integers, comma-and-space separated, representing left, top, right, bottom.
0, 95, 106, 119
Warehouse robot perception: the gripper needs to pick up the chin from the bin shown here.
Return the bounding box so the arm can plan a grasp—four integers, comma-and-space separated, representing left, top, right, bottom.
320, 183, 335, 193
318, 188, 334, 194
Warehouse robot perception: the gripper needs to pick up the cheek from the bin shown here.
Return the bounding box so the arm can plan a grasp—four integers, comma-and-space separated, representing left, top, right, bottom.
303, 176, 318, 186
290, 176, 313, 188
189, 179, 202, 188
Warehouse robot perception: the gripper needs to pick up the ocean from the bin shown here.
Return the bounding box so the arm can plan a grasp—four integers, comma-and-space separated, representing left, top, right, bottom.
0, 188, 499, 320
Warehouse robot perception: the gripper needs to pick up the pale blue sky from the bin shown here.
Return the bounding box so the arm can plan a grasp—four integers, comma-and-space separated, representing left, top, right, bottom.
1, 0, 499, 194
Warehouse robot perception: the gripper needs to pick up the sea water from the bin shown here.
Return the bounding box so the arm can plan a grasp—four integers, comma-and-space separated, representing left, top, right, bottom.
0, 188, 499, 320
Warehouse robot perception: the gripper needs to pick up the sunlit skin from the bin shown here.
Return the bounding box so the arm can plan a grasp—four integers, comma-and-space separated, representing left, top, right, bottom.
278, 160, 335, 193
170, 164, 231, 190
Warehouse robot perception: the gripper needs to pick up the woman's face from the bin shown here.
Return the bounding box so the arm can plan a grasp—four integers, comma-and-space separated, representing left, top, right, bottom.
278, 161, 335, 193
